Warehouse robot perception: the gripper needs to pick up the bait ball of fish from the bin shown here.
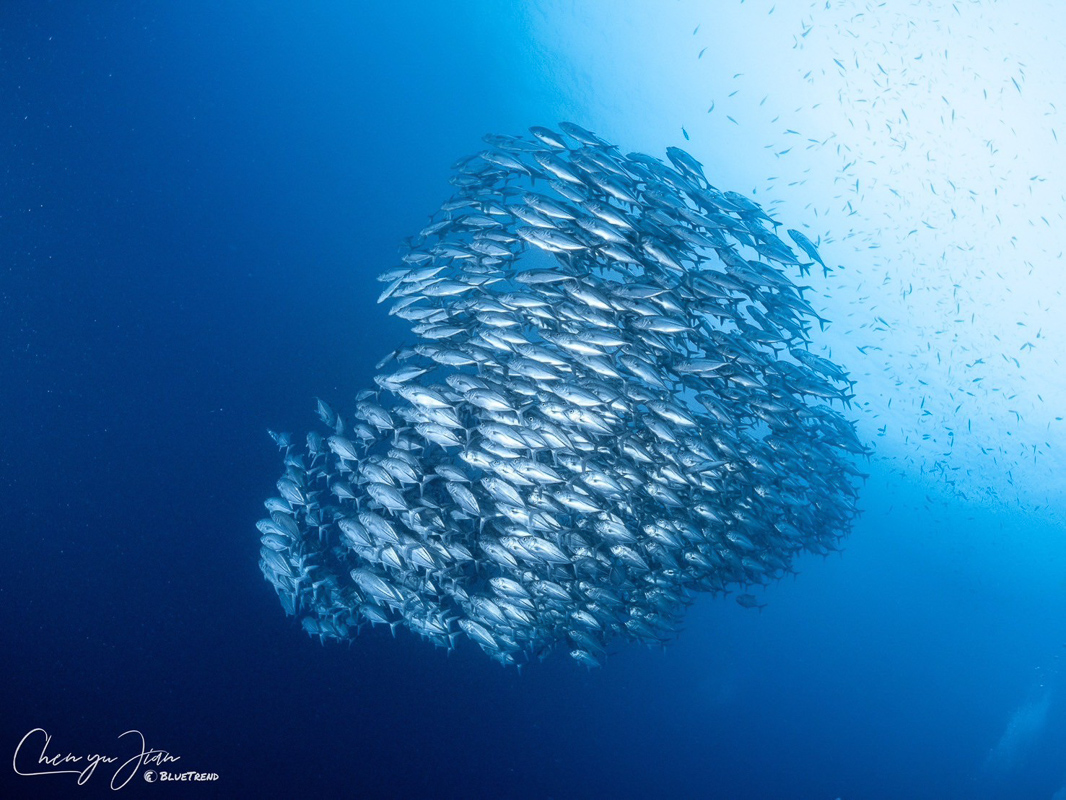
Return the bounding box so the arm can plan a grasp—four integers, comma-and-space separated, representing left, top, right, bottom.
258, 122, 865, 668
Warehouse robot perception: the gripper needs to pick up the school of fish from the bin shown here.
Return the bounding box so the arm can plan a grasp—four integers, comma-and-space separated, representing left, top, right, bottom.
257, 123, 866, 668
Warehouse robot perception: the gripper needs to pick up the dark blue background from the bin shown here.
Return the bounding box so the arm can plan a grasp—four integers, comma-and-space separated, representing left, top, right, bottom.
3, 3, 1064, 798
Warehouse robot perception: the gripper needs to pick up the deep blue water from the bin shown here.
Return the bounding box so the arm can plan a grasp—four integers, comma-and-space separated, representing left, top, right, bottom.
4, 2, 1065, 799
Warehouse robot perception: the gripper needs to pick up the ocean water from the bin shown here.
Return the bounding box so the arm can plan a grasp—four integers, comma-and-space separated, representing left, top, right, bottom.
3, 2, 1065, 798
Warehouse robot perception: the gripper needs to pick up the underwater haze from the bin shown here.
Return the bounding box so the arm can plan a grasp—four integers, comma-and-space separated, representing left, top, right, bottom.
3, 1, 1066, 798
